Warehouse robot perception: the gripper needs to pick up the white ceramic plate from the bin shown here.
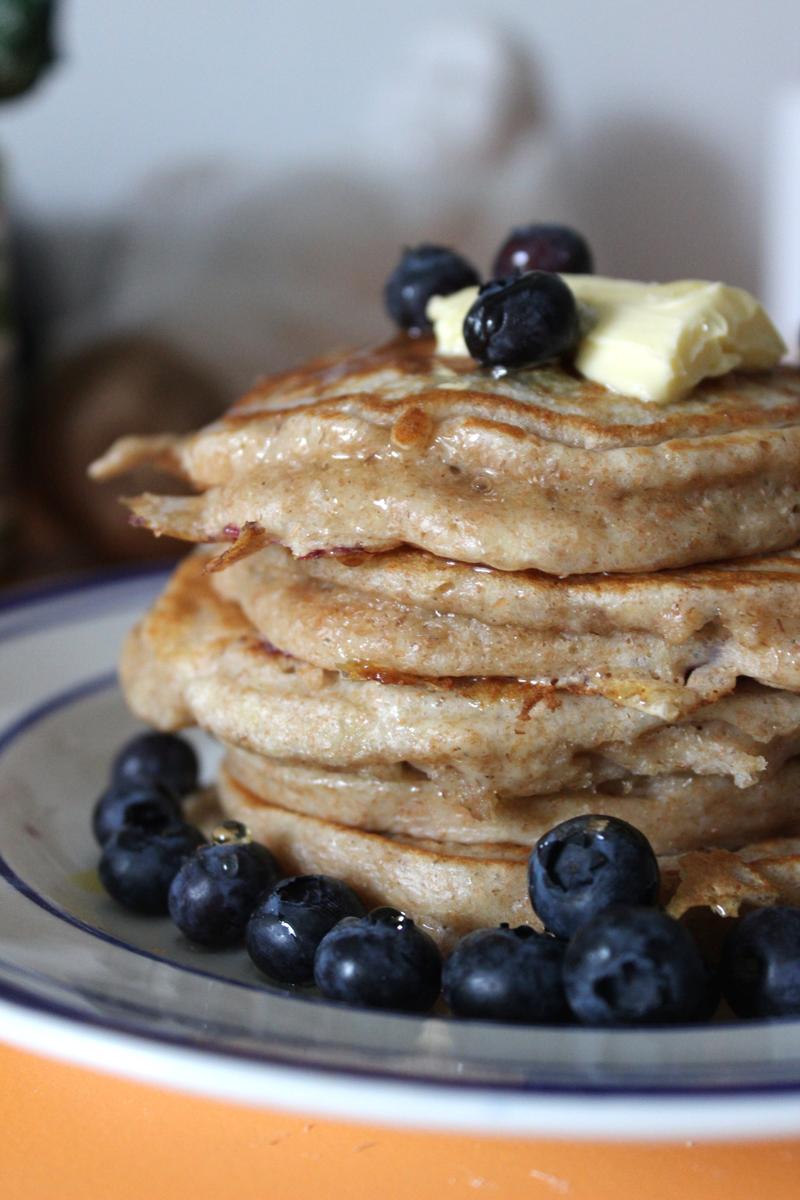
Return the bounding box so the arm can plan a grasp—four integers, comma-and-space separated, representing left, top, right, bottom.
3, 568, 800, 1141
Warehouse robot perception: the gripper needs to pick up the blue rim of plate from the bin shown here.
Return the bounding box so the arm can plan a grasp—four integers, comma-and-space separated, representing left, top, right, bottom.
4, 568, 800, 1106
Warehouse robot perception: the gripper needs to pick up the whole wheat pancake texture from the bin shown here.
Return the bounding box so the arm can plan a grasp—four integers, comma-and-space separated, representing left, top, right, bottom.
223, 745, 800, 858
93, 320, 800, 943
208, 767, 800, 949
90, 338, 800, 575
121, 555, 800, 800
212, 542, 800, 711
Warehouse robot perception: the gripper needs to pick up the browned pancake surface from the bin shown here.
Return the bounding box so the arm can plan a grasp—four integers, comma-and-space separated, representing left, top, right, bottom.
212, 543, 800, 712
121, 554, 800, 799
91, 339, 800, 575
208, 768, 800, 949
223, 745, 800, 857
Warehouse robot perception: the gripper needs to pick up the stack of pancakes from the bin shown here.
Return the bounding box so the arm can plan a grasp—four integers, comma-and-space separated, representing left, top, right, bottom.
93, 339, 800, 947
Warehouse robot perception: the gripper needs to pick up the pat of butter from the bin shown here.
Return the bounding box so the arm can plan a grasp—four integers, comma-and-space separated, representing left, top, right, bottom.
426, 278, 786, 404
563, 277, 786, 403
427, 287, 480, 357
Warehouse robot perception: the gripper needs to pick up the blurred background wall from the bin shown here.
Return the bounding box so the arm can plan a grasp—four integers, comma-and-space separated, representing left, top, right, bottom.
6, 1, 800, 364
1, 0, 799, 576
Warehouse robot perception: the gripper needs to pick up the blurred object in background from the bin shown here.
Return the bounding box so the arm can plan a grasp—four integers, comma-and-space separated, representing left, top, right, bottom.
0, 171, 12, 570
0, 0, 55, 100
8, 14, 559, 584
0, 0, 56, 579
764, 86, 800, 357
51, 21, 560, 395
359, 19, 563, 244
25, 334, 225, 568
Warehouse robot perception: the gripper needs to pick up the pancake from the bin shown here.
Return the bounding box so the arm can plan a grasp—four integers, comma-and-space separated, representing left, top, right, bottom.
212, 762, 533, 949
666, 836, 800, 920
223, 746, 800, 857
90, 339, 800, 575
212, 542, 800, 707
122, 554, 800, 799
210, 766, 800, 949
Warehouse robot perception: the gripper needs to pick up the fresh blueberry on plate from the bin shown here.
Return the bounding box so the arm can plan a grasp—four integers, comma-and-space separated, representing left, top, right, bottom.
246, 874, 365, 985
98, 821, 206, 915
491, 223, 594, 278
112, 731, 199, 798
384, 244, 480, 335
721, 907, 800, 1018
92, 780, 182, 846
443, 925, 568, 1023
168, 826, 279, 948
529, 814, 660, 939
563, 905, 708, 1026
463, 271, 580, 369
314, 906, 441, 1013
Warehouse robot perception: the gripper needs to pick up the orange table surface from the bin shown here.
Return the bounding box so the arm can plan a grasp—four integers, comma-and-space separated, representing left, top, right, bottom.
3, 1041, 800, 1199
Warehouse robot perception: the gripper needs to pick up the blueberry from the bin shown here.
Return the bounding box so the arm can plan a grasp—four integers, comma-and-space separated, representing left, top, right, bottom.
92, 781, 182, 846
463, 272, 580, 369
564, 906, 708, 1026
443, 925, 568, 1023
721, 907, 800, 1018
491, 223, 593, 278
168, 839, 279, 948
112, 731, 198, 797
98, 822, 205, 915
314, 906, 441, 1013
529, 814, 660, 940
246, 874, 365, 985
384, 244, 480, 335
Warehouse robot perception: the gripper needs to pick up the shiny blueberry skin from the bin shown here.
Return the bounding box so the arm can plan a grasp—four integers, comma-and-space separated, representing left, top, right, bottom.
112, 732, 198, 797
92, 781, 182, 846
463, 271, 580, 369
168, 841, 279, 948
564, 906, 708, 1026
98, 822, 206, 915
529, 814, 660, 940
721, 907, 800, 1018
384, 244, 480, 335
443, 925, 568, 1024
246, 874, 366, 985
491, 223, 594, 278
314, 907, 441, 1013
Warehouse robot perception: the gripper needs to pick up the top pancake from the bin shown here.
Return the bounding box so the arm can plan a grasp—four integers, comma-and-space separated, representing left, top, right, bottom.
90, 338, 800, 575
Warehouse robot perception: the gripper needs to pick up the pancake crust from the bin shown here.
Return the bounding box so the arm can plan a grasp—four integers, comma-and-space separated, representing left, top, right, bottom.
121, 555, 800, 799
211, 767, 800, 949
223, 746, 800, 857
213, 763, 533, 949
90, 339, 800, 575
666, 836, 800, 921
212, 542, 800, 710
